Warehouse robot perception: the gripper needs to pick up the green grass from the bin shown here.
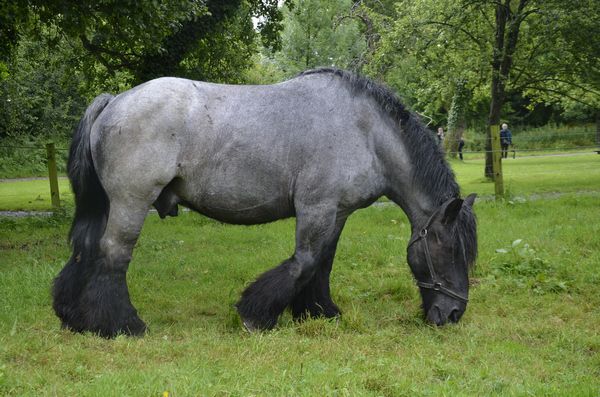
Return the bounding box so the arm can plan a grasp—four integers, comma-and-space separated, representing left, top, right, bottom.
0, 177, 71, 211
452, 153, 600, 197
2, 152, 600, 395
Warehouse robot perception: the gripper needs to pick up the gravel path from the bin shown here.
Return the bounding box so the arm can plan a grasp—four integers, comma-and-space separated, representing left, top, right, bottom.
0, 176, 68, 183
0, 210, 55, 217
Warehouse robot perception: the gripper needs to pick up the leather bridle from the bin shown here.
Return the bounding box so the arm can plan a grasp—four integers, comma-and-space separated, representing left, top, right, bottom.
407, 209, 469, 304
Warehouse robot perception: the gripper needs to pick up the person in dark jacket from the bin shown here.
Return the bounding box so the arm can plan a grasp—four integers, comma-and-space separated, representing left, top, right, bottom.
500, 123, 512, 158
458, 137, 465, 160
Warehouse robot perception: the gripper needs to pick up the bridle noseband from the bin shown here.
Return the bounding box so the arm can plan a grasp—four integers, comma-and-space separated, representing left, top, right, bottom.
407, 211, 469, 304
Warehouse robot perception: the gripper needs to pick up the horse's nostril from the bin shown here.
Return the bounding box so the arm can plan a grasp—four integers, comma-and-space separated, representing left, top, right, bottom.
427, 304, 445, 325
449, 308, 461, 323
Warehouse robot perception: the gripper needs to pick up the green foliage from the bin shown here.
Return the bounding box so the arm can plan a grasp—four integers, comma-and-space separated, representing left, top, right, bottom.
510, 124, 597, 150
176, 2, 260, 84
0, 0, 30, 60
0, 36, 87, 139
365, 0, 488, 123
2, 1, 285, 86
273, 0, 366, 76
241, 52, 287, 85
447, 80, 468, 134
366, 0, 599, 130
0, 1, 288, 145
0, 134, 69, 179
461, 123, 597, 154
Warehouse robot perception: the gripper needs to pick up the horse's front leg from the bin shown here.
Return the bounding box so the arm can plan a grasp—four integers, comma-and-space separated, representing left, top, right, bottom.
289, 218, 347, 321
236, 204, 341, 331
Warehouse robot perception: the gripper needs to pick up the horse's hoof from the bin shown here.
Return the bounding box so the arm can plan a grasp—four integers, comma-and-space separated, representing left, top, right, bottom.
60, 319, 146, 338
122, 316, 147, 337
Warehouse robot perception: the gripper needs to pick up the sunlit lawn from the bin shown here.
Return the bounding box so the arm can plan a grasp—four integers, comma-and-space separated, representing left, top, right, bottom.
1, 194, 599, 395
451, 153, 600, 197
0, 177, 71, 211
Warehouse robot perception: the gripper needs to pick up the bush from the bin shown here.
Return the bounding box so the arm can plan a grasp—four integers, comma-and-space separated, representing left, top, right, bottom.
0, 136, 68, 178
461, 123, 597, 153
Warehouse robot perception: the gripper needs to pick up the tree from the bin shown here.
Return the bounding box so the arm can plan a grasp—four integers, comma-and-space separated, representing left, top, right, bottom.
445, 79, 470, 157
0, 35, 88, 139
274, 0, 366, 76
0, 1, 288, 141
368, 0, 600, 177
1, 0, 285, 85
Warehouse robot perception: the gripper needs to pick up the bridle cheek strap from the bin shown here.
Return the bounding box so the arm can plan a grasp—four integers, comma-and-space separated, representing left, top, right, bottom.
409, 226, 469, 304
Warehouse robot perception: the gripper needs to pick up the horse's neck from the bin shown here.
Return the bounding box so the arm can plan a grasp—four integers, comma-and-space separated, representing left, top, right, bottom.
377, 129, 441, 230
381, 153, 437, 229
388, 187, 436, 232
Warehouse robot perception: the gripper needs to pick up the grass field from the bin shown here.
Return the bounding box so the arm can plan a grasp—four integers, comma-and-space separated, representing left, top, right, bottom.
0, 177, 71, 212
1, 154, 599, 396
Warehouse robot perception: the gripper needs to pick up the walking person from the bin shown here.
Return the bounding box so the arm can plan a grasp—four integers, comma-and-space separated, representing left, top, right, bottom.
458, 137, 465, 160
500, 123, 512, 159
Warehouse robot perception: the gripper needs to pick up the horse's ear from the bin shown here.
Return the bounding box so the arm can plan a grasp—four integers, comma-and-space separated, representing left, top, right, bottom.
464, 193, 477, 208
440, 198, 463, 225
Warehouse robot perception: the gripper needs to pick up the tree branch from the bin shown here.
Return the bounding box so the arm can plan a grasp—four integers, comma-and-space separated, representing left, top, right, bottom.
511, 73, 600, 97
418, 20, 484, 49
78, 35, 139, 72
520, 85, 597, 107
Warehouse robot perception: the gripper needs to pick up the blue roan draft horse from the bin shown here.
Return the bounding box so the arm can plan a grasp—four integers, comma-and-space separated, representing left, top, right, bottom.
53, 68, 477, 337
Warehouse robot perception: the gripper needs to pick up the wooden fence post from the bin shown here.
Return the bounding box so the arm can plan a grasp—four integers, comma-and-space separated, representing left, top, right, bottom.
490, 125, 504, 199
46, 143, 61, 208
596, 110, 600, 154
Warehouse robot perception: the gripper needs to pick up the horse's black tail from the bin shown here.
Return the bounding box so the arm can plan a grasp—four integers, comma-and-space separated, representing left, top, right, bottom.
52, 93, 114, 329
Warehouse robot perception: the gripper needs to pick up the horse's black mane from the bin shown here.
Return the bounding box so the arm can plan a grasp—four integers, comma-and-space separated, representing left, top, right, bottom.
299, 68, 459, 204
299, 68, 477, 268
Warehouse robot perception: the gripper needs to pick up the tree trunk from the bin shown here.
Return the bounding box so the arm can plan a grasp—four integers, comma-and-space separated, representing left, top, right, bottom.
487, 73, 504, 178
446, 79, 469, 158
596, 110, 600, 151
486, 2, 508, 178
486, 0, 527, 178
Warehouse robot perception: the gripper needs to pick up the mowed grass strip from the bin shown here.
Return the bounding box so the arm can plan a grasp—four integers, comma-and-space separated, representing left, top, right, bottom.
0, 177, 71, 211
450, 153, 600, 197
1, 194, 599, 396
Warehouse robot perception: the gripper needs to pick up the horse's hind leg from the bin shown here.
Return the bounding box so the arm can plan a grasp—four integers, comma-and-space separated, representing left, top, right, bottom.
76, 199, 150, 337
290, 218, 347, 321
236, 204, 340, 331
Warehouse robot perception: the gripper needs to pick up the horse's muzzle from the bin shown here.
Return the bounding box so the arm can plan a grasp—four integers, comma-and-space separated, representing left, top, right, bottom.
425, 303, 465, 326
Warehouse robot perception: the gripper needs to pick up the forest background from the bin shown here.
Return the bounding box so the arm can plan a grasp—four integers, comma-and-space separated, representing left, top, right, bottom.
1, 0, 599, 178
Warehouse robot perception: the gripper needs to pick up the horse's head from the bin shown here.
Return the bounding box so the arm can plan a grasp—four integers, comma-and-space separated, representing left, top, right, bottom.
407, 194, 477, 326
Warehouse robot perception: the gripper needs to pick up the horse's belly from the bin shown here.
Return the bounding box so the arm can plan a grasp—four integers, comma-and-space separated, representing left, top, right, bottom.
193, 201, 294, 225
172, 175, 294, 225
